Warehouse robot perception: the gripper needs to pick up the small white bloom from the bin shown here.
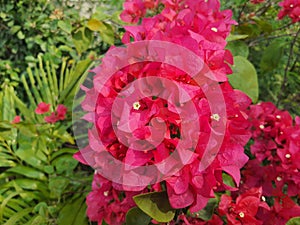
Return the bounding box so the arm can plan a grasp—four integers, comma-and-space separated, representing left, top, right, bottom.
133, 101, 141, 110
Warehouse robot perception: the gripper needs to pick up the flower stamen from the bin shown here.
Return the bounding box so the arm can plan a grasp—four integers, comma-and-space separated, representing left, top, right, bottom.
211, 113, 220, 121
133, 101, 141, 110
211, 27, 218, 32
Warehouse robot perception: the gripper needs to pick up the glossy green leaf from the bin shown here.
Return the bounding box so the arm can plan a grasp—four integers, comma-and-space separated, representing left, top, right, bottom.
133, 191, 175, 223
126, 207, 151, 225
222, 172, 236, 187
229, 56, 259, 103
286, 217, 300, 225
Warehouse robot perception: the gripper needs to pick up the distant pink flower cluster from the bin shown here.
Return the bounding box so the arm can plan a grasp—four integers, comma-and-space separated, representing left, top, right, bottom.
239, 102, 300, 224
219, 187, 269, 225
250, 0, 265, 4
35, 102, 67, 123
278, 0, 300, 23
86, 173, 140, 225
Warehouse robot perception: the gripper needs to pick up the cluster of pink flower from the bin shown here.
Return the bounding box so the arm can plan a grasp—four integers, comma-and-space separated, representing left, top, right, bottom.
11, 102, 67, 124
278, 0, 300, 23
35, 102, 68, 123
77, 0, 255, 224
238, 102, 300, 224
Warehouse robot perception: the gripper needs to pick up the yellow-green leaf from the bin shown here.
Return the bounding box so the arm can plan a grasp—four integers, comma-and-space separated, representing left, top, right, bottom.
133, 191, 175, 223
229, 56, 259, 103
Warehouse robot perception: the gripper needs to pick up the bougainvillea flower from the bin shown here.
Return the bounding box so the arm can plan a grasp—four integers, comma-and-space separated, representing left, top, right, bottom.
56, 104, 68, 120
35, 102, 50, 114
278, 0, 300, 23
11, 115, 21, 124
218, 187, 269, 225
257, 194, 300, 225
76, 0, 255, 224
44, 112, 59, 124
44, 104, 68, 124
243, 102, 300, 197
86, 173, 142, 225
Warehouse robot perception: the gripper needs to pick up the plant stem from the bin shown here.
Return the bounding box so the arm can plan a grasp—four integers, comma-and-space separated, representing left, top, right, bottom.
277, 28, 300, 105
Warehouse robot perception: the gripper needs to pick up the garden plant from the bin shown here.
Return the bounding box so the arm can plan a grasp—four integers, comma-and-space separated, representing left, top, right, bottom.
0, 0, 300, 225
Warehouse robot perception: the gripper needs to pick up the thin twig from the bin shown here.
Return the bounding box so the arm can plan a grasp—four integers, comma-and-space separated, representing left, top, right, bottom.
254, 0, 272, 16
274, 22, 294, 31
277, 28, 300, 105
237, 2, 247, 24
248, 33, 297, 46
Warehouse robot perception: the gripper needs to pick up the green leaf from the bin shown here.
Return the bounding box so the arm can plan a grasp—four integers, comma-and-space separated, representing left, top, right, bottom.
133, 191, 175, 223
72, 27, 93, 54
57, 196, 88, 225
286, 217, 300, 225
260, 40, 285, 72
226, 34, 248, 42
126, 207, 151, 225
191, 198, 218, 221
87, 18, 103, 31
48, 177, 69, 199
51, 148, 77, 161
229, 56, 259, 103
6, 166, 47, 181
226, 41, 249, 58
15, 145, 45, 170
222, 172, 236, 187
16, 31, 25, 39
26, 215, 47, 225
52, 154, 78, 174
58, 20, 72, 34
10, 25, 21, 35
33, 202, 48, 217
253, 17, 273, 34
3, 207, 33, 225
98, 22, 115, 45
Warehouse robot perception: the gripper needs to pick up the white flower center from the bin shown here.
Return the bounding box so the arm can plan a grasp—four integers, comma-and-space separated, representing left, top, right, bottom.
276, 176, 282, 182
133, 101, 141, 110
276, 115, 281, 119
211, 27, 218, 32
259, 124, 265, 129
103, 191, 109, 196
211, 113, 220, 121
239, 212, 245, 218
285, 153, 291, 159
